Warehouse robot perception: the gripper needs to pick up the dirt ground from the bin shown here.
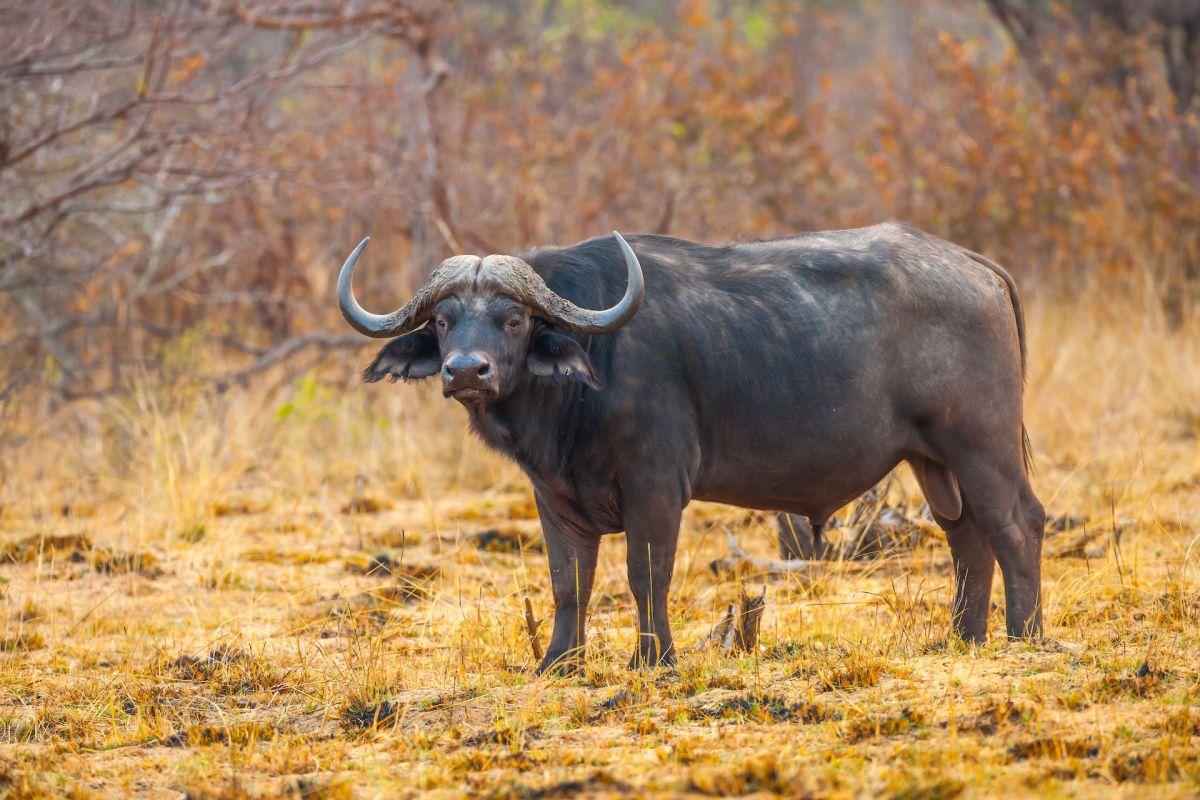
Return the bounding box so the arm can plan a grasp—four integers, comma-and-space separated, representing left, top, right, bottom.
1, 295, 1197, 799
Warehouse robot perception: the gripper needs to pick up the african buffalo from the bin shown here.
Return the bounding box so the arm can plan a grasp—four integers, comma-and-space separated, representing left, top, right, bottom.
338, 222, 1045, 672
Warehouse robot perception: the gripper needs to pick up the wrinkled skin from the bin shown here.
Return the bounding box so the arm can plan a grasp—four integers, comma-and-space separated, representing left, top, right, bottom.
361, 223, 1045, 673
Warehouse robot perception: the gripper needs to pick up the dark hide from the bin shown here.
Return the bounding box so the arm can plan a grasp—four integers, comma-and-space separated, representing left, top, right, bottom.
365, 222, 1045, 671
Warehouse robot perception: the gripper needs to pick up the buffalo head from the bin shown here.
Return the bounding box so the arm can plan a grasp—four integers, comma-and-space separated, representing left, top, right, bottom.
337, 232, 643, 404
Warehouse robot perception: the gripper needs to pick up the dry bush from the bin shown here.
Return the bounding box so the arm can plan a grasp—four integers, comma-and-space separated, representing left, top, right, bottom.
1, 0, 1197, 406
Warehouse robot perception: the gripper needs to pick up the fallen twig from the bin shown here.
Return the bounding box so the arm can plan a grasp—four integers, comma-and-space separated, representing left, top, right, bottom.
714, 526, 952, 577
1047, 520, 1129, 559
523, 597, 543, 664
699, 604, 737, 652
696, 586, 767, 653
213, 332, 364, 392
710, 528, 822, 577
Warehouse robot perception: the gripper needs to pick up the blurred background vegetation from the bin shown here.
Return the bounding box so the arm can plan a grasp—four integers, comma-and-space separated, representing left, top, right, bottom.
1, 0, 1197, 408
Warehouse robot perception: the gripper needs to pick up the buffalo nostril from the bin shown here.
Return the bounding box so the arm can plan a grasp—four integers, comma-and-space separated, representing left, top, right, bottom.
442, 354, 491, 383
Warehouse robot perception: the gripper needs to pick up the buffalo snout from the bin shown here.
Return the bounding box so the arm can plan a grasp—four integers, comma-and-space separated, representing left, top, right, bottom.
441, 351, 498, 399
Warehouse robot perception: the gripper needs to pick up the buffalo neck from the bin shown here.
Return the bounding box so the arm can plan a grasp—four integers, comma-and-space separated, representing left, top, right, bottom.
466, 376, 601, 496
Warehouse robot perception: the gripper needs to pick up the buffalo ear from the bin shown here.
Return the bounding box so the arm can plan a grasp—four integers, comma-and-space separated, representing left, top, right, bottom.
527, 329, 601, 389
362, 327, 441, 382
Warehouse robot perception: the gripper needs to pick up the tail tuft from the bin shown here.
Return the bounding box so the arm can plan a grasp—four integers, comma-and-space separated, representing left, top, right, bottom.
1022, 425, 1034, 476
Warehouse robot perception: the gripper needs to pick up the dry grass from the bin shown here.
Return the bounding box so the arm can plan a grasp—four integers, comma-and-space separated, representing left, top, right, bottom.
0, 289, 1197, 798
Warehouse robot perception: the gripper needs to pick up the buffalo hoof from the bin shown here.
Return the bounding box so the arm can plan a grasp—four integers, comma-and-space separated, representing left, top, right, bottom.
949, 631, 988, 648
933, 636, 980, 653
535, 650, 583, 677
1005, 627, 1046, 642
627, 647, 676, 671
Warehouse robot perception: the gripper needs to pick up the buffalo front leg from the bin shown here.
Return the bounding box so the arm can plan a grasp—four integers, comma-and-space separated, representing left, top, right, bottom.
535, 499, 599, 675
623, 491, 683, 668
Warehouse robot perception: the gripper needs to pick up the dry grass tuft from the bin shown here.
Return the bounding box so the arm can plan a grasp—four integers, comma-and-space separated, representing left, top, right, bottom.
471, 527, 545, 553
815, 647, 898, 691
89, 548, 161, 577
687, 691, 839, 724
0, 533, 92, 564
843, 706, 929, 742
0, 632, 45, 653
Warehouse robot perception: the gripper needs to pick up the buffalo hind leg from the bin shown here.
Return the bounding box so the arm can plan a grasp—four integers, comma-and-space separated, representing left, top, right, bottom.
933, 510, 996, 643
937, 455, 1045, 640
535, 496, 599, 675
911, 456, 993, 642
992, 481, 1045, 638
623, 491, 683, 668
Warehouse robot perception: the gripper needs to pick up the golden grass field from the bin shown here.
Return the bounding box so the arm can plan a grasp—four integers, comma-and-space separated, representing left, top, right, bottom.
0, 288, 1197, 799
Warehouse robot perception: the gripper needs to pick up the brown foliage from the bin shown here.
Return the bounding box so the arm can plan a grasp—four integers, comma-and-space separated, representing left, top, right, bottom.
1, 0, 1197, 404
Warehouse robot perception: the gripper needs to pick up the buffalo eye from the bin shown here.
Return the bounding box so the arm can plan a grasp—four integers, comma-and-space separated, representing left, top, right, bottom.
435, 317, 448, 332
504, 316, 522, 331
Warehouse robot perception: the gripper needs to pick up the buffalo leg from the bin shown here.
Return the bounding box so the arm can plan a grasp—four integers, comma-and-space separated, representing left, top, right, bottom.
776, 513, 815, 559
992, 482, 1046, 638
535, 498, 599, 675
935, 456, 1045, 640
624, 493, 683, 668
933, 510, 996, 643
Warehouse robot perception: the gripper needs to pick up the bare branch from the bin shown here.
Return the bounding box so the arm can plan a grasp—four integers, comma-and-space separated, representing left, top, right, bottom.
212, 333, 364, 392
